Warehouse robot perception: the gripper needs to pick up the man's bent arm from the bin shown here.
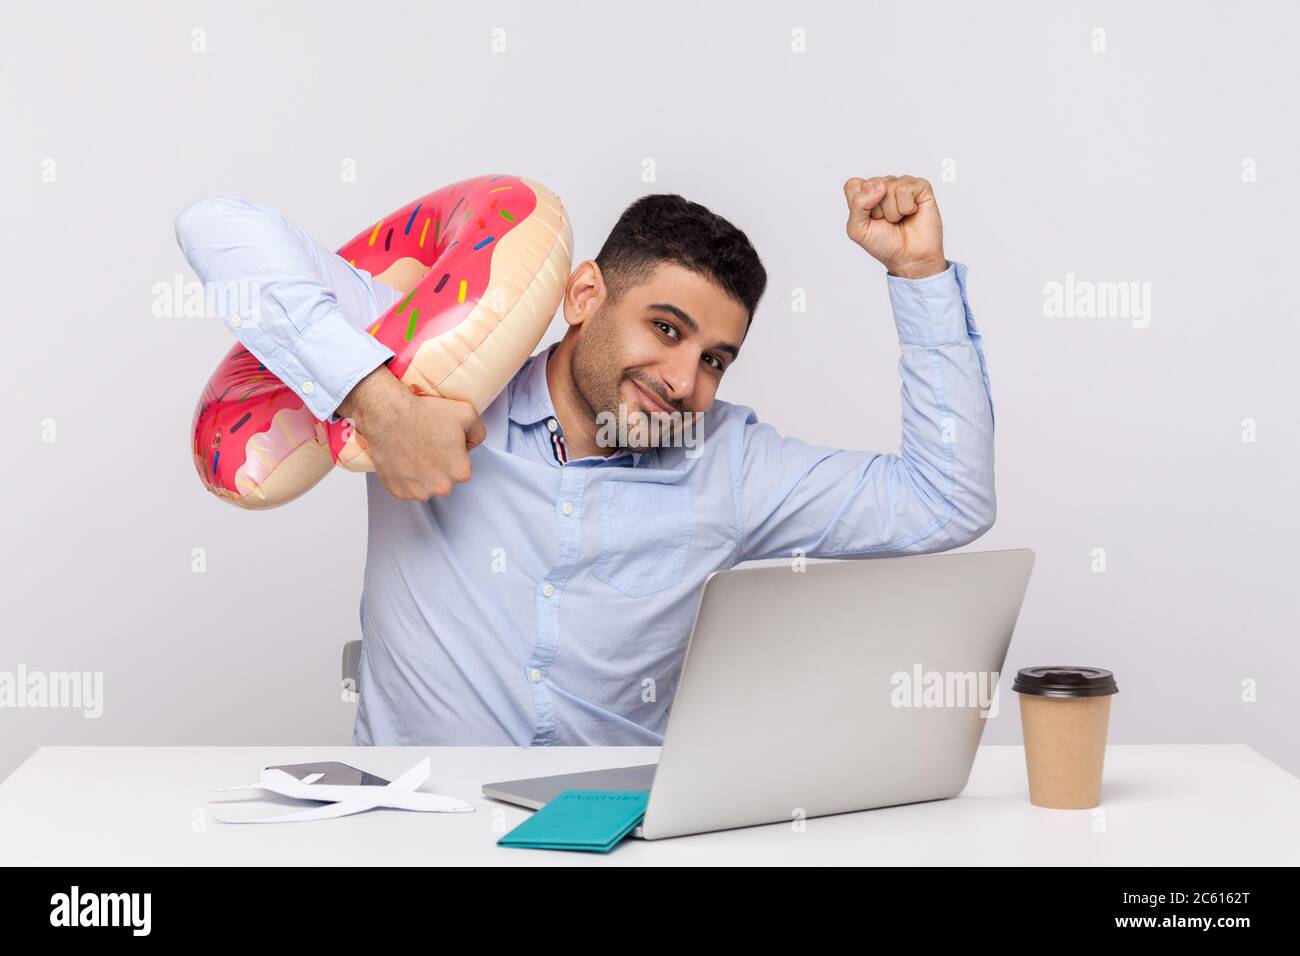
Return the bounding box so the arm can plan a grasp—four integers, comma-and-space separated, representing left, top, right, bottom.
173, 195, 399, 423
733, 260, 996, 562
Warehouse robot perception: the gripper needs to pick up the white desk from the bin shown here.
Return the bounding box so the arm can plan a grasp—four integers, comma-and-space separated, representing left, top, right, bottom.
0, 745, 1295, 865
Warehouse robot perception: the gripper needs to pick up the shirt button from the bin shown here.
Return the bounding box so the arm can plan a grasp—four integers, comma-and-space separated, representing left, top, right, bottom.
546, 418, 559, 433
542, 582, 556, 598
230, 316, 242, 328
529, 668, 542, 683
302, 381, 316, 395
561, 501, 574, 516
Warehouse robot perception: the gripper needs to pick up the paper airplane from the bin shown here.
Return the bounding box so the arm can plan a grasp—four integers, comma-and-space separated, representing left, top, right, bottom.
208, 757, 475, 823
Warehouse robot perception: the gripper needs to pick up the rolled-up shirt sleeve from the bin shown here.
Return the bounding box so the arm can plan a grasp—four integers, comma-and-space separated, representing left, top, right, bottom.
733, 260, 997, 561
173, 195, 400, 422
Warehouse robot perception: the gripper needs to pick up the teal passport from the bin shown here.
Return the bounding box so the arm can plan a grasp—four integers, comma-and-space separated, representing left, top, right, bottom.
497, 789, 650, 853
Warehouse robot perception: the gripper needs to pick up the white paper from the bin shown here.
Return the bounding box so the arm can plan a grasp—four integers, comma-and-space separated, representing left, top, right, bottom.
208, 756, 475, 823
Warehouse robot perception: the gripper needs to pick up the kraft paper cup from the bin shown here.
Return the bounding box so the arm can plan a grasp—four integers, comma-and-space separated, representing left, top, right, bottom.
1013, 666, 1118, 810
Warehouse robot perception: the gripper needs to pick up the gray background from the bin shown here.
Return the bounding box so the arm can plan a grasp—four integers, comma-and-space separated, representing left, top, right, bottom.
2, 0, 1296, 782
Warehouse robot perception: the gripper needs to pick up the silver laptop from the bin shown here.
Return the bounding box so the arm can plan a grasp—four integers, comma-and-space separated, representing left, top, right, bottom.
482, 547, 1035, 840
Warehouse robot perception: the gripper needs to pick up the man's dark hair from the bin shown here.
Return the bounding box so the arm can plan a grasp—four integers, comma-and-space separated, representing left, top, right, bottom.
594, 193, 767, 330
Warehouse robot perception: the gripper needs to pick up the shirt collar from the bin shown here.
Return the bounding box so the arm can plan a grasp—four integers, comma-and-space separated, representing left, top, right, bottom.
507, 342, 560, 427
508, 342, 647, 466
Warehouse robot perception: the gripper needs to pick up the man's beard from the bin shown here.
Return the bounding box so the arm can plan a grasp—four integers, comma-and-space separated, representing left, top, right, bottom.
571, 311, 680, 451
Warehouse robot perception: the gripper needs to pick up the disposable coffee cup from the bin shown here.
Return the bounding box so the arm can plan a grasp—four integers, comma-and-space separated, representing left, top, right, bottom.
1013, 666, 1118, 809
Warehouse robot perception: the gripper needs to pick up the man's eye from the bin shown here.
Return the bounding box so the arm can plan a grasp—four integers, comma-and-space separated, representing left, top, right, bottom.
653, 320, 677, 338
703, 354, 724, 371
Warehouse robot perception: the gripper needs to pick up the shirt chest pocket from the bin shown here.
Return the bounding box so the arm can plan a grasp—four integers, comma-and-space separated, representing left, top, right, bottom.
593, 481, 693, 598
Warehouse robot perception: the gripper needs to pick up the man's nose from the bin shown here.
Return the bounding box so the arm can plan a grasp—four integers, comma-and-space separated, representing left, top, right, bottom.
660, 353, 700, 406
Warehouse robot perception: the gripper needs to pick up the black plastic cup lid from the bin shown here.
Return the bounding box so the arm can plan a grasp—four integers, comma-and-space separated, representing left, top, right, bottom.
1012, 666, 1118, 698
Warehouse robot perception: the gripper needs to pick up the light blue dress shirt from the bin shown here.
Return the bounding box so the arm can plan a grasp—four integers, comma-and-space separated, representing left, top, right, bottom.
175, 196, 997, 747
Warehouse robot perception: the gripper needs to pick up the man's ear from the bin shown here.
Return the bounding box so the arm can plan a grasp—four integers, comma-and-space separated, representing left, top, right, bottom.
561, 260, 607, 328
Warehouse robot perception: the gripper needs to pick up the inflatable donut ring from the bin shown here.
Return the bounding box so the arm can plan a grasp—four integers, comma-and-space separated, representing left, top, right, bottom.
191, 174, 573, 509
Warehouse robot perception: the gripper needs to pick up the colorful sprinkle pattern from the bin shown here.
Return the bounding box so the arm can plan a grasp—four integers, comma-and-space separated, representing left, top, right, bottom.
191, 174, 541, 501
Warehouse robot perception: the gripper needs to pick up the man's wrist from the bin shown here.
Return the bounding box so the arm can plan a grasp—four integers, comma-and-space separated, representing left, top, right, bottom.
337, 365, 405, 429
887, 256, 949, 280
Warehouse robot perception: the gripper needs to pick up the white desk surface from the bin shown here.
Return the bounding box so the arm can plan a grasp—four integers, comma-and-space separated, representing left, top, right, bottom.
1, 744, 1295, 865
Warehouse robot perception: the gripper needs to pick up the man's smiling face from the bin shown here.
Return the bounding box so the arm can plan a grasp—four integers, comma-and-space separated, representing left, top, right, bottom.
568, 260, 750, 449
